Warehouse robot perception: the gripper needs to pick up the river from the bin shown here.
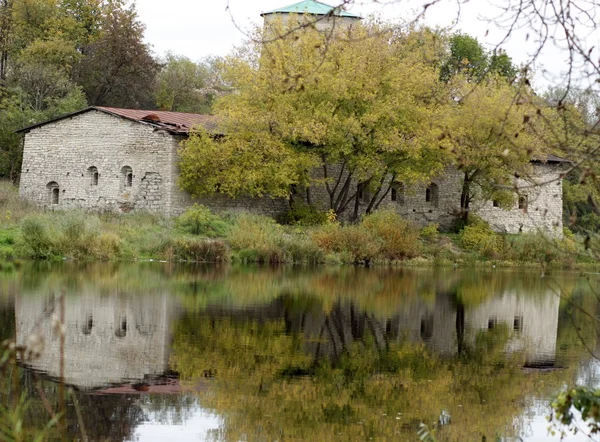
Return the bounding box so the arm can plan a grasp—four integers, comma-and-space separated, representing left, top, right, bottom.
0, 262, 599, 441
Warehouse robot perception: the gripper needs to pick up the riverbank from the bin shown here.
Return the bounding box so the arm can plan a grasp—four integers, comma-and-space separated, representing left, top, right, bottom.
0, 183, 596, 269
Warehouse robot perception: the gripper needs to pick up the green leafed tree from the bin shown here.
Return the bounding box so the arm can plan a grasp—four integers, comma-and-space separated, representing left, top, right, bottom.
154, 53, 220, 114
441, 76, 549, 224
73, 0, 159, 108
179, 22, 449, 220
440, 33, 517, 82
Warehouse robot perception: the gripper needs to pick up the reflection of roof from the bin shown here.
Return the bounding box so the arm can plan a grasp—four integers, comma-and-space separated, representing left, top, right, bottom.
17, 106, 218, 135
261, 0, 361, 18
92, 379, 182, 395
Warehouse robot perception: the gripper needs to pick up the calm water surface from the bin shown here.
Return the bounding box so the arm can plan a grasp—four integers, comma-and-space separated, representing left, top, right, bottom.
1, 262, 599, 441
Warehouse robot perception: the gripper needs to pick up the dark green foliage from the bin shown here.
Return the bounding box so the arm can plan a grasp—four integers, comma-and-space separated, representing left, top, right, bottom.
176, 204, 229, 237
19, 217, 55, 259
551, 386, 600, 437
277, 201, 328, 226
440, 33, 517, 82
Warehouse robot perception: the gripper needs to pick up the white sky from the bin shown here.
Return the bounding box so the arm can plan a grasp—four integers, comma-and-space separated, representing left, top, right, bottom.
135, 0, 600, 91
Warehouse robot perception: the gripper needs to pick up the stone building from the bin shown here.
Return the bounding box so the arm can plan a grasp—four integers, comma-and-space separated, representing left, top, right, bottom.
261, 0, 361, 35
18, 107, 288, 217
16, 289, 177, 389
17, 105, 567, 236
17, 0, 569, 236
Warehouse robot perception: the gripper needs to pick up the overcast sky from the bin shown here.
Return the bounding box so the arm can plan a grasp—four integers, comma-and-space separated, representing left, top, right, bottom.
135, 0, 599, 90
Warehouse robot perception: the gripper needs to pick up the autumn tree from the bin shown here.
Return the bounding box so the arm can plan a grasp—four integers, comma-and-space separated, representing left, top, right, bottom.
154, 53, 222, 114
73, 0, 159, 107
179, 22, 448, 219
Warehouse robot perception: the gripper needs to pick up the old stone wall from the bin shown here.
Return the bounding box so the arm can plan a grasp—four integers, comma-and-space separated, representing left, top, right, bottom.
473, 164, 564, 236
19, 110, 178, 214
19, 110, 565, 237
302, 162, 564, 236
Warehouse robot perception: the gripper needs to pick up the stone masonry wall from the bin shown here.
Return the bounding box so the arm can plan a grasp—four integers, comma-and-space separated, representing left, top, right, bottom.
301, 163, 564, 237
19, 110, 565, 237
19, 110, 178, 214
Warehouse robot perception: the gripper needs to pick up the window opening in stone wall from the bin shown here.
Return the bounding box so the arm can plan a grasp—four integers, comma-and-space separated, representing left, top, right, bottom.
82, 313, 93, 335
488, 316, 497, 330
493, 200, 500, 207
518, 195, 528, 210
426, 183, 439, 208
121, 166, 133, 188
88, 166, 98, 185
115, 315, 127, 338
46, 182, 59, 205
420, 314, 434, 341
514, 316, 523, 333
391, 183, 405, 205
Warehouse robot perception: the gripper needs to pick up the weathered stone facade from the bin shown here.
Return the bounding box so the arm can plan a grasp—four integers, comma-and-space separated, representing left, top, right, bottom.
19, 108, 288, 217
304, 161, 565, 236
19, 107, 566, 237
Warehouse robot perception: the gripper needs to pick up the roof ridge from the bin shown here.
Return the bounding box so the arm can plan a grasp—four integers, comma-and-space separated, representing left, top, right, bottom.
261, 0, 361, 18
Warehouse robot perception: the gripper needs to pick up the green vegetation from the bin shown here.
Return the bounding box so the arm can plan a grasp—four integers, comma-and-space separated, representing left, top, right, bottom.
0, 182, 596, 268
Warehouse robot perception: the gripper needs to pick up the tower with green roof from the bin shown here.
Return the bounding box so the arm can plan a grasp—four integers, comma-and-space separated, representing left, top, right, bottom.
261, 0, 361, 34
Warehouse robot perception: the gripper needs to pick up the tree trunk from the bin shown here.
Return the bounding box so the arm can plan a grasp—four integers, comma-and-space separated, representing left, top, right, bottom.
460, 171, 472, 224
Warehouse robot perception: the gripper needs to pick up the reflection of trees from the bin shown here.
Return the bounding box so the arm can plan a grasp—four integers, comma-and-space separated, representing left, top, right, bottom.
0, 305, 14, 342
170, 292, 587, 441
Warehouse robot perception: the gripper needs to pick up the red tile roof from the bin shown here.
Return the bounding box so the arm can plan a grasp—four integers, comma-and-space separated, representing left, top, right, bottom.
16, 106, 218, 135
96, 106, 218, 134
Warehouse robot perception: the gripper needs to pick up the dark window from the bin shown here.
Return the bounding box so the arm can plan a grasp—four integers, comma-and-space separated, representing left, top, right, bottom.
493, 200, 500, 207
121, 166, 133, 188
82, 313, 93, 335
426, 183, 439, 208
88, 166, 99, 185
46, 182, 59, 205
488, 316, 497, 330
358, 185, 364, 200
518, 195, 528, 210
514, 316, 523, 333
391, 183, 405, 205
115, 315, 127, 338
420, 315, 434, 341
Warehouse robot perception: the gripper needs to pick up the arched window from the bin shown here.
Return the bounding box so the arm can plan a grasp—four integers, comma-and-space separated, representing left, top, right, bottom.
81, 313, 93, 335
426, 183, 439, 208
115, 315, 127, 338
87, 166, 99, 186
121, 166, 133, 188
518, 195, 528, 211
391, 182, 404, 205
46, 182, 59, 205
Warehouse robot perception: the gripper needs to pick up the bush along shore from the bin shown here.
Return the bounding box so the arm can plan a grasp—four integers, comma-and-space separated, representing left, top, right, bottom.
0, 183, 597, 268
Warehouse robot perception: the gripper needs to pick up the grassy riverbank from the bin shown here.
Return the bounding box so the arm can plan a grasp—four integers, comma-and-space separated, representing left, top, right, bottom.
0, 183, 596, 268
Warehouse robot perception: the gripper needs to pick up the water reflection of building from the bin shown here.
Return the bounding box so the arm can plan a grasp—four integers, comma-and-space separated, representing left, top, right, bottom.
389, 291, 560, 366
16, 292, 176, 389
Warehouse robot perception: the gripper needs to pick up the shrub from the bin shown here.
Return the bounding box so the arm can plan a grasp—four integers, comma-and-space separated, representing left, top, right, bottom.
91, 233, 123, 260
421, 223, 439, 241
311, 224, 381, 264
176, 204, 229, 237
19, 217, 56, 259
55, 211, 101, 259
362, 210, 421, 260
277, 202, 329, 226
171, 238, 230, 262
227, 215, 287, 263
280, 235, 324, 264
459, 220, 504, 259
